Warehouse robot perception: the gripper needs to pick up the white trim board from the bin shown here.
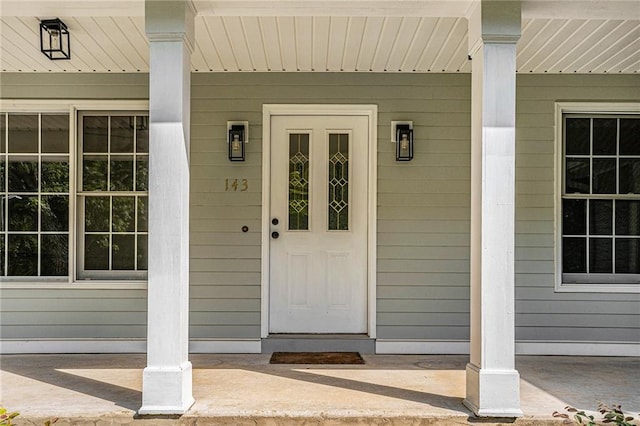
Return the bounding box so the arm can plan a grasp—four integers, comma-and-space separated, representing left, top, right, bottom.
376, 340, 470, 354
3, 339, 637, 356
376, 340, 640, 356
189, 339, 262, 354
261, 104, 378, 338
0, 339, 147, 354
0, 339, 262, 354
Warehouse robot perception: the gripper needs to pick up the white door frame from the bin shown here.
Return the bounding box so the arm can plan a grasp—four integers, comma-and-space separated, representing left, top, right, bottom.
261, 104, 378, 338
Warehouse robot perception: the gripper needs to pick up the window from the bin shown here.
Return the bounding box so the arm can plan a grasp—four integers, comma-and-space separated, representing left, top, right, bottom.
0, 103, 148, 285
557, 103, 640, 293
78, 113, 149, 279
1, 113, 70, 278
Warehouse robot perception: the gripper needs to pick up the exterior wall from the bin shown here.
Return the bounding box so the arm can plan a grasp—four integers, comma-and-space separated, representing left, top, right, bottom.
0, 73, 149, 340
515, 74, 640, 343
1, 72, 639, 346
189, 73, 473, 340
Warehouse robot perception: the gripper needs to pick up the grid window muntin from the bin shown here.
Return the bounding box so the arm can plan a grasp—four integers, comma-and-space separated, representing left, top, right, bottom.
77, 113, 148, 280
562, 114, 640, 285
1, 112, 70, 278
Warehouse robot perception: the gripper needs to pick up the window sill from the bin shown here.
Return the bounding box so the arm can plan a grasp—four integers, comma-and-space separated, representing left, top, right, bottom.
0, 281, 148, 290
556, 282, 640, 294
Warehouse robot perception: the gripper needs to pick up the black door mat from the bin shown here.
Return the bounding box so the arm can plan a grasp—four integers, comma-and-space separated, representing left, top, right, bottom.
270, 352, 365, 365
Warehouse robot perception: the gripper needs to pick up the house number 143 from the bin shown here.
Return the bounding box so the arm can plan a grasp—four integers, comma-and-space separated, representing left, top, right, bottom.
225, 178, 248, 192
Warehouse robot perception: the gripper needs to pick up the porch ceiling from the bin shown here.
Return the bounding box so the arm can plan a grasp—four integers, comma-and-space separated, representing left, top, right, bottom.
0, 1, 638, 74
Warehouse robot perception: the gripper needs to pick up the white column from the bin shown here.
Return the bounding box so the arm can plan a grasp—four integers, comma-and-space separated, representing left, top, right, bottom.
464, 0, 522, 418
139, 0, 195, 415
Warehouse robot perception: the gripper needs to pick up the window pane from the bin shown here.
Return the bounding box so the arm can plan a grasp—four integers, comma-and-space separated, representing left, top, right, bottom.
615, 239, 640, 274
41, 234, 68, 276
85, 234, 109, 270
8, 114, 38, 153
592, 118, 617, 155
562, 199, 586, 235
589, 199, 612, 235
41, 156, 69, 192
619, 159, 640, 194
8, 195, 37, 231
289, 133, 310, 230
328, 133, 349, 231
112, 196, 135, 232
0, 113, 6, 153
110, 116, 134, 153
137, 235, 147, 270
83, 155, 108, 191
619, 118, 640, 155
137, 197, 148, 232
563, 237, 586, 273
565, 158, 590, 193
7, 234, 38, 276
589, 238, 612, 273
136, 156, 148, 191
592, 158, 616, 194
85, 197, 110, 232
41, 115, 69, 153
136, 116, 149, 153
615, 200, 640, 236
0, 158, 5, 192
41, 195, 68, 231
565, 118, 590, 155
110, 156, 134, 191
83, 116, 108, 152
0, 234, 4, 275
8, 157, 38, 192
112, 234, 135, 270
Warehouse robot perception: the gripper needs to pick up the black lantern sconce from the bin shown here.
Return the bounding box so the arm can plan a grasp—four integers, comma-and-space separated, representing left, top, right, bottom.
392, 121, 414, 161
39, 18, 71, 60
228, 121, 248, 161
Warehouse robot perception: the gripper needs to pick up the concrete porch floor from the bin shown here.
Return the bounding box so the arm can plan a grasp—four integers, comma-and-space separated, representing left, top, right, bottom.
1, 354, 638, 425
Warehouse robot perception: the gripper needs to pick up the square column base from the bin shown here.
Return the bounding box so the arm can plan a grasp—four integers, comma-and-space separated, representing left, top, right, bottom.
139, 361, 195, 415
463, 363, 522, 418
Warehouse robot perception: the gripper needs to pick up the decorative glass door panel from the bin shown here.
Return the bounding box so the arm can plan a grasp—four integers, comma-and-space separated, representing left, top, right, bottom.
328, 133, 349, 231
288, 133, 310, 231
270, 115, 368, 333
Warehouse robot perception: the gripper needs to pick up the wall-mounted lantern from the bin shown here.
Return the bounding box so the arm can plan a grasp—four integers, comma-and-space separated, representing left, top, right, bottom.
228, 121, 248, 161
392, 121, 414, 161
40, 18, 71, 60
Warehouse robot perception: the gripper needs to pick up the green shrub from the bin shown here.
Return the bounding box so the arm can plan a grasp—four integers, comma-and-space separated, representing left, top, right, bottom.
553, 402, 637, 426
0, 408, 19, 426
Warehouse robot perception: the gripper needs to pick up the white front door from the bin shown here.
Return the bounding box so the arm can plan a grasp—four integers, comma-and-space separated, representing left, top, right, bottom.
269, 115, 368, 333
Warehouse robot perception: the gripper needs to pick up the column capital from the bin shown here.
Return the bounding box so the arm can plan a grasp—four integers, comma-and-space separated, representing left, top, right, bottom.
468, 0, 521, 55
145, 0, 196, 51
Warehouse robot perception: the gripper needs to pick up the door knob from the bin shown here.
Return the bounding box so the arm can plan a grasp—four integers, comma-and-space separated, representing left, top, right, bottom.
271, 231, 280, 239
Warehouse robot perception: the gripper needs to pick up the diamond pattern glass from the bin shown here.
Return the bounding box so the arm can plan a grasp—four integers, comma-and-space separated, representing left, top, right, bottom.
329, 133, 349, 231
288, 133, 310, 230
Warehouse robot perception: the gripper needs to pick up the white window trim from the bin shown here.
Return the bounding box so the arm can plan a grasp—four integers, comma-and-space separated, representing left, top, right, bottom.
554, 102, 640, 294
0, 99, 148, 290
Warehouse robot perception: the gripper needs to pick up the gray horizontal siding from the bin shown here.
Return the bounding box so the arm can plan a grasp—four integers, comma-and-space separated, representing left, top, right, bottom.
0, 289, 147, 339
190, 72, 472, 340
2, 72, 639, 346
515, 74, 640, 343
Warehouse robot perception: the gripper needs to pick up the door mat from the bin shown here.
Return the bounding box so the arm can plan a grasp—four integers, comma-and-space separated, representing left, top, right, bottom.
269, 352, 365, 364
